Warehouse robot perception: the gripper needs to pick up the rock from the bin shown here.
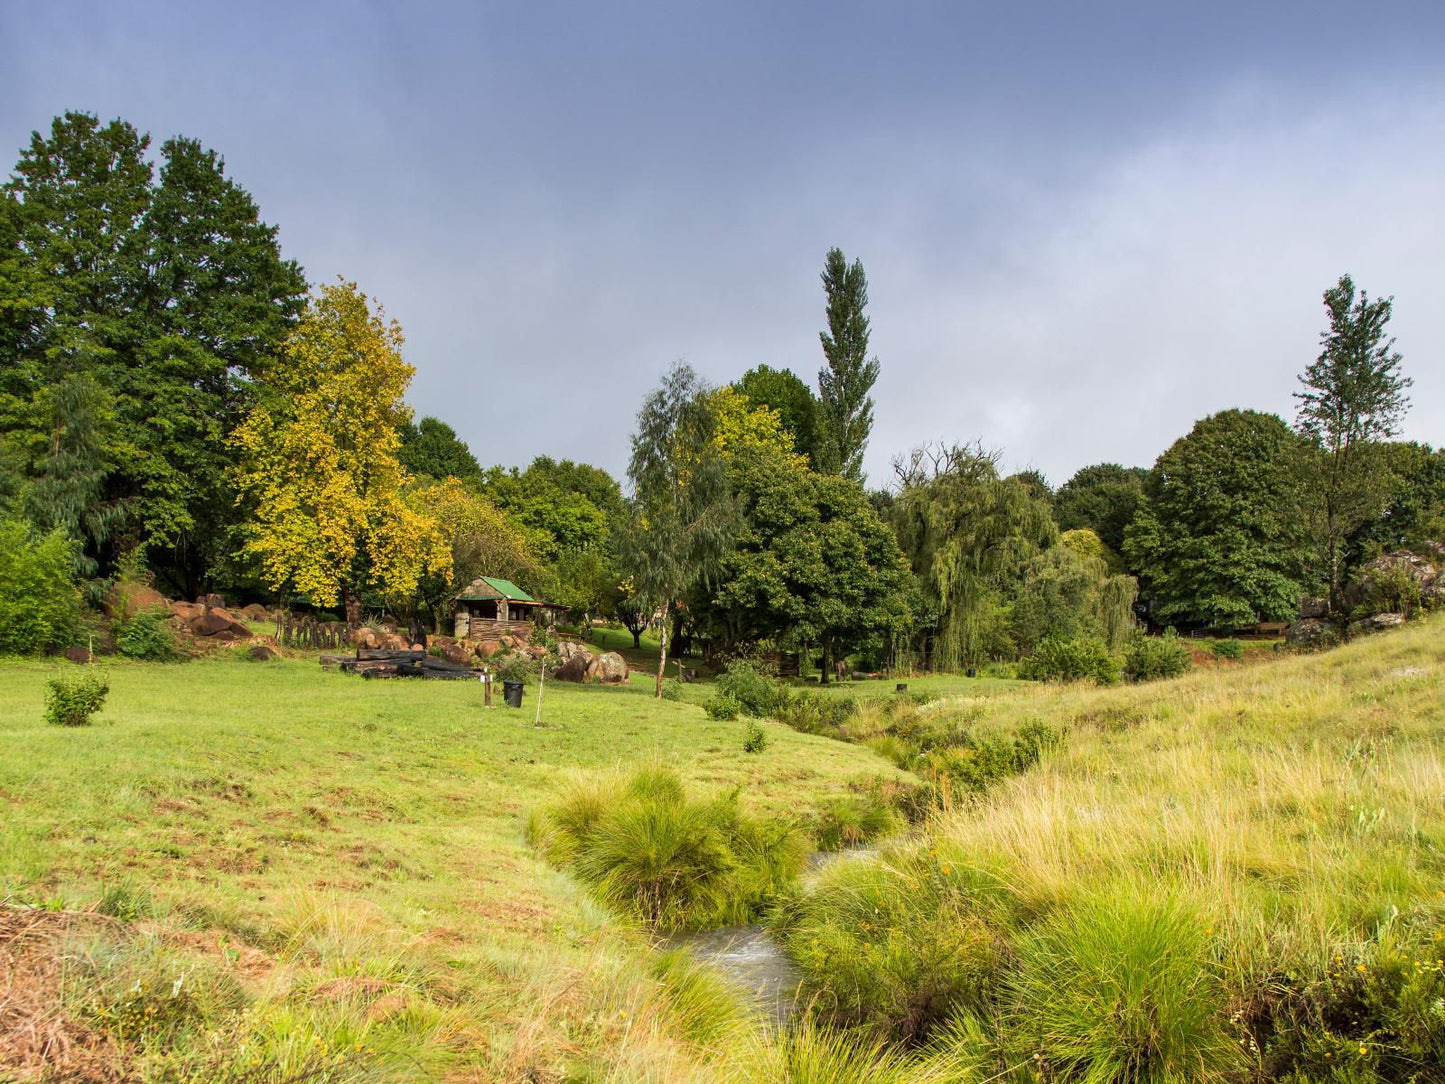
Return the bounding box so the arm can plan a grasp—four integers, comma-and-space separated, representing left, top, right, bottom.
1285, 618, 1335, 649
432, 635, 456, 648
351, 628, 379, 649
511, 625, 532, 643
557, 640, 594, 665
381, 633, 410, 650
1298, 597, 1330, 620
197, 593, 226, 610
500, 635, 516, 649
64, 645, 92, 664
441, 643, 472, 666
555, 652, 591, 682
240, 603, 271, 621
475, 639, 502, 659
247, 644, 277, 661
525, 644, 548, 660
1348, 612, 1408, 638
1344, 547, 1443, 615
104, 582, 169, 619
586, 651, 629, 684
191, 610, 250, 638
170, 600, 205, 622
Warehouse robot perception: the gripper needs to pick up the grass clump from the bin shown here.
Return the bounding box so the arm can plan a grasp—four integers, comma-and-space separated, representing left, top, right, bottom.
1209, 637, 1244, 660
43, 670, 109, 726
810, 789, 902, 851
1007, 888, 1239, 1083
529, 766, 807, 929
775, 689, 858, 737
1122, 629, 1194, 682
742, 719, 768, 753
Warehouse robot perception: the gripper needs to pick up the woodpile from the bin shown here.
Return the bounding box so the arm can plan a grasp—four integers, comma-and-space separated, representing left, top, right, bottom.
328, 648, 480, 680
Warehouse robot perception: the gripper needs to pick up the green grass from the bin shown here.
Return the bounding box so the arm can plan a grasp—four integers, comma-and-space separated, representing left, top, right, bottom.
0, 648, 906, 1081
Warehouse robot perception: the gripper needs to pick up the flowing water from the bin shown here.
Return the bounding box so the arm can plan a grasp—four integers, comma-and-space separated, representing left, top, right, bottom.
662, 845, 880, 1027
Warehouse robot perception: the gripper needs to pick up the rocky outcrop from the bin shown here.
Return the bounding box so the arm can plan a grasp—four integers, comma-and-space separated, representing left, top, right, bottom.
104, 582, 168, 619
191, 608, 251, 638
1298, 597, 1329, 620
247, 644, 277, 661
170, 600, 204, 622
1344, 544, 1444, 616
474, 639, 503, 660
1285, 618, 1335, 650
1348, 612, 1408, 638
440, 643, 472, 666
240, 603, 271, 622
586, 651, 630, 684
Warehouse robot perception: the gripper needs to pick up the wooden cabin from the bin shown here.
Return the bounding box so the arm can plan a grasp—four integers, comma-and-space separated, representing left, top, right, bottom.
452, 577, 563, 639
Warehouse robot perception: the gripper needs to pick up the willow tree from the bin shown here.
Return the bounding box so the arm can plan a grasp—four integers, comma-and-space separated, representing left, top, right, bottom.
231, 281, 449, 620
891, 443, 1055, 669
623, 363, 737, 696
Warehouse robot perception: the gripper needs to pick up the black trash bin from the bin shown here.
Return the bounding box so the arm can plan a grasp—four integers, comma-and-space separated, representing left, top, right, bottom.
503, 680, 524, 708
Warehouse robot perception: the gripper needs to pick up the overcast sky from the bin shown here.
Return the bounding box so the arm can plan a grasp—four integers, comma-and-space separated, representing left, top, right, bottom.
4, 1, 1442, 488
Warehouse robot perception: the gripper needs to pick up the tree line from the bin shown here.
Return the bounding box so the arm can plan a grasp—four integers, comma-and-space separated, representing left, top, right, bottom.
1, 111, 1438, 672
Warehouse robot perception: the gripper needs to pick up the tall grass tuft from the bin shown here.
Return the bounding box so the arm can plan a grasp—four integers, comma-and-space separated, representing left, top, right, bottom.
1007, 887, 1239, 1083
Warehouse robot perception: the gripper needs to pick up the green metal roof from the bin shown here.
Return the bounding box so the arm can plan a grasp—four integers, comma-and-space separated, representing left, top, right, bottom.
454, 576, 536, 603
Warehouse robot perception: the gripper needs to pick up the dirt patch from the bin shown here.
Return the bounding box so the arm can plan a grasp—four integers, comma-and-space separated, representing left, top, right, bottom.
0, 907, 127, 1083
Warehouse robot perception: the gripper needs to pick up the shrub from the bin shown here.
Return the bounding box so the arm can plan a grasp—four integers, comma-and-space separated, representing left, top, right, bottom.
920, 720, 1064, 794
493, 653, 534, 683
1006, 889, 1239, 1082
776, 691, 858, 737
0, 518, 79, 655
704, 691, 741, 720
660, 679, 685, 701
742, 719, 769, 754
1019, 636, 1120, 685
714, 658, 787, 717
114, 608, 180, 661
1209, 637, 1244, 660
44, 671, 109, 726
1122, 630, 1194, 682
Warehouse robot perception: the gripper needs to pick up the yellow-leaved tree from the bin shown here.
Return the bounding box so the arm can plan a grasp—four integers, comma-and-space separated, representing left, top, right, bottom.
708, 386, 809, 470
231, 280, 450, 620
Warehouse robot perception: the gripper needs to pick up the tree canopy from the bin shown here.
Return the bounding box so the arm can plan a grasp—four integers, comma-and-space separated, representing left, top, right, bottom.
734, 364, 821, 466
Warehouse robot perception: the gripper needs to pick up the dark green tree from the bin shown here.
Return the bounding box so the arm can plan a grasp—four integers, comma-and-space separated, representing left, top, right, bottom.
1125, 410, 1313, 629
1294, 274, 1413, 610
398, 416, 483, 482
816, 248, 879, 481
696, 451, 912, 679
734, 364, 821, 466
623, 363, 737, 696
1053, 463, 1149, 556
483, 456, 622, 558
1, 112, 307, 596
1345, 441, 1445, 561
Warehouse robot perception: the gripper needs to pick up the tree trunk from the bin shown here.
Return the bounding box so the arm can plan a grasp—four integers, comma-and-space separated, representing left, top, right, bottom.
343, 586, 361, 629
632, 630, 642, 649
655, 614, 669, 698
819, 637, 830, 685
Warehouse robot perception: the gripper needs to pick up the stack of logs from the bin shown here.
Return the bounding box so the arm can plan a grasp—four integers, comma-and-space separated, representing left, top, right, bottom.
320, 648, 480, 680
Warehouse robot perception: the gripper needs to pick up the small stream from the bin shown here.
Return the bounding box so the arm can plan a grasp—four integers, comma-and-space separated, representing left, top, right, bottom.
661, 844, 879, 1027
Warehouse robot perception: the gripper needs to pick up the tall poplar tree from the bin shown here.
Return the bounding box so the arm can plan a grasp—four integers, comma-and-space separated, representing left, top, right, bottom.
1295, 274, 1412, 611
816, 247, 879, 481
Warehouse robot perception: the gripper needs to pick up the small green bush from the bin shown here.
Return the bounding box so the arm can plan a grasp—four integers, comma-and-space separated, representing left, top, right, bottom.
1123, 630, 1194, 682
0, 518, 79, 655
811, 791, 902, 851
713, 658, 787, 717
44, 671, 109, 726
493, 653, 535, 683
704, 691, 741, 720
1209, 637, 1244, 660
114, 608, 180, 661
660, 679, 685, 701
1019, 636, 1121, 685
742, 719, 769, 753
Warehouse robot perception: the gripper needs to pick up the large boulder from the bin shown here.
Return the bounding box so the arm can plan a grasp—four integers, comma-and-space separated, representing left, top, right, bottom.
170, 600, 205, 622
475, 639, 503, 660
1343, 546, 1443, 616
247, 644, 278, 661
191, 610, 250, 638
197, 592, 226, 610
557, 640, 593, 665
104, 582, 168, 619
1285, 618, 1335, 650
1348, 612, 1408, 638
586, 651, 630, 684
440, 643, 472, 666
1298, 597, 1330, 620
555, 651, 592, 682
351, 627, 379, 650
240, 603, 271, 622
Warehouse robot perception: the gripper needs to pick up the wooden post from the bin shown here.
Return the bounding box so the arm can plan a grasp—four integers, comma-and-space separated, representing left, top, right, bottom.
533, 661, 546, 726
482, 668, 493, 708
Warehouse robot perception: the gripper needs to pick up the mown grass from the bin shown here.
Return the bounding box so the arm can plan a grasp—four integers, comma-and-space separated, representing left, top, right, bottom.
772, 615, 1445, 1081
0, 651, 906, 1081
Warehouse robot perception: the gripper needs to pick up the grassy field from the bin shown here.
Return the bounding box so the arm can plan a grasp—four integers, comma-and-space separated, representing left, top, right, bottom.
0, 652, 907, 1082
3, 617, 1442, 1082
